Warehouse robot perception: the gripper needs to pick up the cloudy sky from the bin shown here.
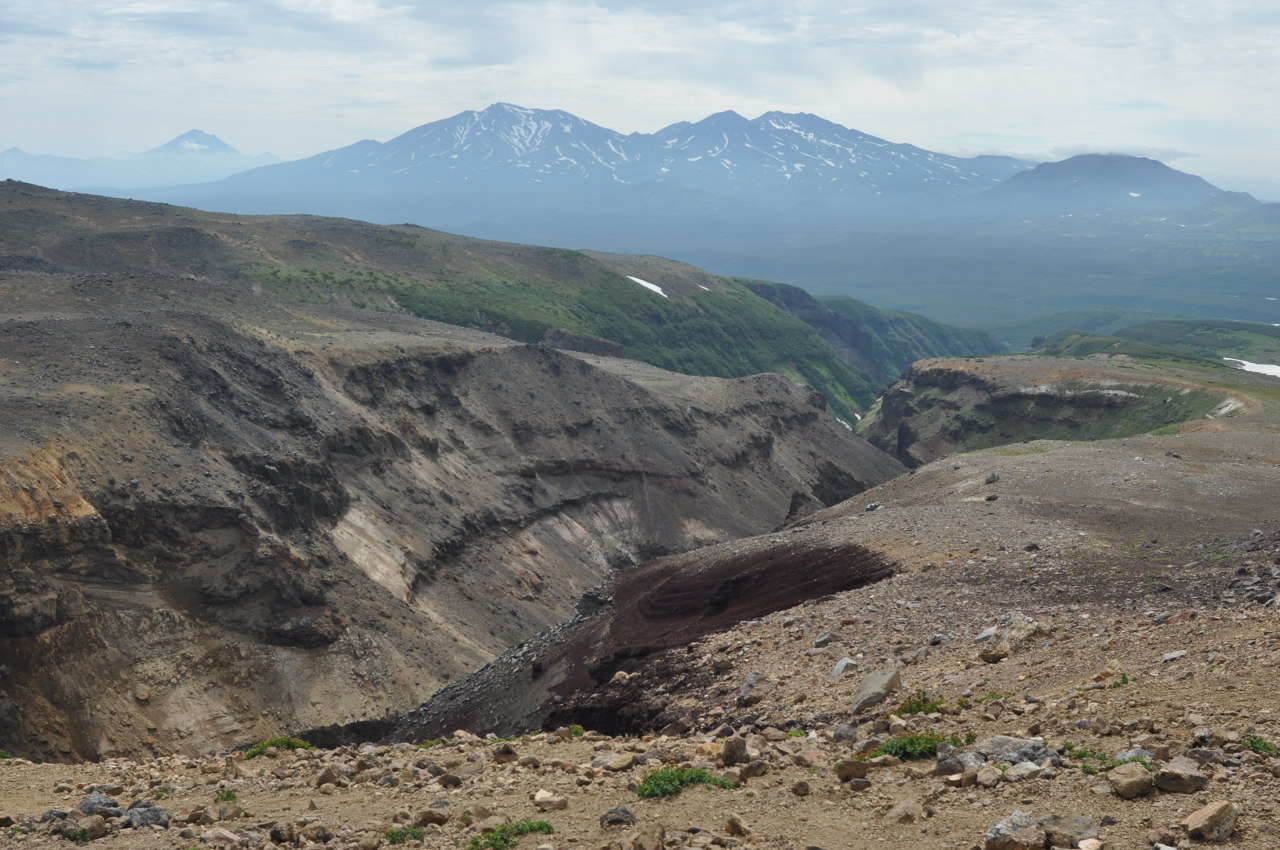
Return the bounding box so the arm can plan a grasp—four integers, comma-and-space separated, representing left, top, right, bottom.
3, 0, 1278, 196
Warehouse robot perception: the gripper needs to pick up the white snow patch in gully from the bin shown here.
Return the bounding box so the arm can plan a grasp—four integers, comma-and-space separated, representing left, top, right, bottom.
1224, 358, 1280, 377
626, 276, 668, 298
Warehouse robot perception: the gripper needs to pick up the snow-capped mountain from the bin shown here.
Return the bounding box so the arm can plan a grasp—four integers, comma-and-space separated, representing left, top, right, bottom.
215, 103, 1028, 200
0, 131, 276, 190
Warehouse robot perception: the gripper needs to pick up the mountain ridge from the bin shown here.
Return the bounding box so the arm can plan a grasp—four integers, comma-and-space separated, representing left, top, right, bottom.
0, 130, 277, 190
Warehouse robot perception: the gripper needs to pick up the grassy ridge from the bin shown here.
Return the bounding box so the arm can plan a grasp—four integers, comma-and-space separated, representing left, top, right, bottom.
394, 269, 880, 420
817, 295, 1001, 375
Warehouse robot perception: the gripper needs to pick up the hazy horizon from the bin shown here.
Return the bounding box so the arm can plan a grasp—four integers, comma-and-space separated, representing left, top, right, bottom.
3, 2, 1278, 198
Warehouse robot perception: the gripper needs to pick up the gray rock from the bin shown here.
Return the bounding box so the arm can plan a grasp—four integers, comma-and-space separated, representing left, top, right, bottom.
720, 735, 749, 767
1039, 814, 1098, 847
983, 811, 1043, 850
1162, 650, 1190, 662
600, 806, 638, 828
1154, 756, 1208, 793
124, 804, 170, 829
834, 759, 870, 782
830, 657, 858, 677
973, 735, 1060, 767
831, 723, 857, 743
1182, 801, 1237, 841
1186, 747, 1225, 765
1107, 761, 1153, 799
736, 669, 773, 707
850, 667, 901, 714
76, 791, 120, 817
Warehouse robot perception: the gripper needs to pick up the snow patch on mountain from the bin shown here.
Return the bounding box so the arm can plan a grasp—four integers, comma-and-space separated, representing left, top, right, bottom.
626, 276, 668, 298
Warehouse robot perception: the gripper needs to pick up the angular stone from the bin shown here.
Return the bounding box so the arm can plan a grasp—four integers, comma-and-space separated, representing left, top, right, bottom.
726, 813, 751, 836
1039, 814, 1098, 848
884, 799, 922, 824
831, 657, 858, 677
1182, 801, 1237, 841
415, 809, 450, 827
983, 811, 1043, 850
834, 759, 869, 781
76, 791, 119, 816
976, 766, 1002, 788
604, 753, 636, 772
1003, 761, 1042, 782
973, 735, 1059, 767
533, 789, 567, 812
720, 735, 749, 767
600, 806, 637, 827
736, 669, 773, 707
492, 743, 519, 763
1154, 757, 1208, 793
1107, 761, 1153, 799
850, 667, 901, 714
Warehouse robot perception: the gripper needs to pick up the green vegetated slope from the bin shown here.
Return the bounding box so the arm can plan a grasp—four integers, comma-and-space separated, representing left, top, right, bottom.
392, 257, 880, 421
981, 308, 1179, 351
816, 294, 1002, 376
1115, 319, 1280, 365
3, 182, 920, 421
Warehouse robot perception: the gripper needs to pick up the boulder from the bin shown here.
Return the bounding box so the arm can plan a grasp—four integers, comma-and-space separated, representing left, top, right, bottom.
850, 667, 902, 714
1182, 801, 1237, 841
983, 811, 1044, 850
1107, 761, 1153, 799
736, 669, 773, 707
1154, 757, 1208, 793
884, 799, 923, 824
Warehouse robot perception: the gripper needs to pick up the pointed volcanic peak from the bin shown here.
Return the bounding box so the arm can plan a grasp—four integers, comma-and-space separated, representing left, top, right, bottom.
303, 103, 635, 187
982, 153, 1223, 213
143, 129, 242, 157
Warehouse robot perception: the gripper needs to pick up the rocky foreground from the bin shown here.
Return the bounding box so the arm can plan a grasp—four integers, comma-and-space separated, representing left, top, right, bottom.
2, 534, 1278, 850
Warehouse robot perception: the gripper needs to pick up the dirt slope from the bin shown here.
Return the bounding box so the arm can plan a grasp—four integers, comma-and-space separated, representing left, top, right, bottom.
0, 269, 903, 761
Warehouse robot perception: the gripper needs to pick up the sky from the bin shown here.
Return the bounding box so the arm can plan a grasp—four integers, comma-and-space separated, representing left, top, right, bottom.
3, 0, 1278, 198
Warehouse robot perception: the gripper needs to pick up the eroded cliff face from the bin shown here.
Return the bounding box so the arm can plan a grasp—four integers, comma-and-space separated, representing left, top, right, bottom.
859, 356, 1232, 467
0, 272, 904, 760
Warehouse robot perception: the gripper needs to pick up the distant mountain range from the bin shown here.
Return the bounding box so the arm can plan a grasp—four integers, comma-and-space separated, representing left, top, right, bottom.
116, 103, 1033, 223
7, 105, 1277, 333
0, 130, 277, 190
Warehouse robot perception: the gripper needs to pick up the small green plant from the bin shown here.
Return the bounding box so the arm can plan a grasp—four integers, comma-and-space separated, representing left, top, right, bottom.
568, 724, 586, 737
152, 785, 175, 800
65, 828, 91, 843
386, 827, 427, 844
244, 736, 316, 759
213, 789, 238, 803
975, 692, 1012, 704
1244, 736, 1280, 757
636, 767, 735, 798
867, 732, 953, 761
891, 691, 942, 716
1080, 763, 1099, 775
788, 729, 806, 737
1109, 672, 1131, 689
415, 738, 444, 750
466, 820, 554, 850
956, 697, 973, 710
0, 750, 12, 759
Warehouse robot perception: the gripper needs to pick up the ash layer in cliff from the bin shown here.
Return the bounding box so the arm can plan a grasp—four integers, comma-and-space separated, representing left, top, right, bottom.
0, 270, 903, 761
